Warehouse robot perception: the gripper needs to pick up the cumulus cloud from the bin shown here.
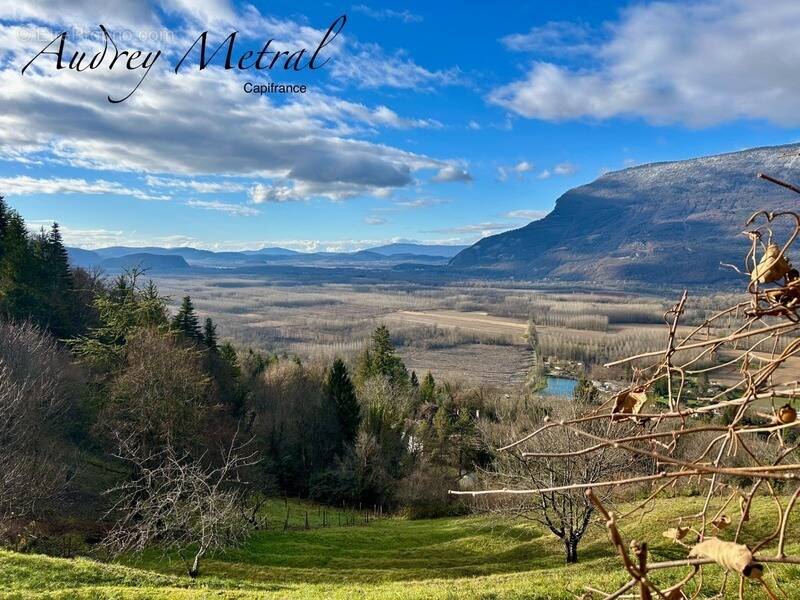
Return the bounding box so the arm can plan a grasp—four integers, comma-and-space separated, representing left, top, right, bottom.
0, 175, 169, 200
491, 0, 800, 127
431, 165, 473, 183
497, 160, 534, 182
553, 162, 577, 176
185, 199, 259, 216
0, 3, 458, 202
534, 162, 576, 179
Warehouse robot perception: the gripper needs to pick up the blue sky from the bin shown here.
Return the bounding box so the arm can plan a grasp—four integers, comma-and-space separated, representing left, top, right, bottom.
1, 0, 799, 251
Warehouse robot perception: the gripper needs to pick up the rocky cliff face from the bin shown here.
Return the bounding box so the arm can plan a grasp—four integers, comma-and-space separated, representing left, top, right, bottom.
450, 144, 800, 285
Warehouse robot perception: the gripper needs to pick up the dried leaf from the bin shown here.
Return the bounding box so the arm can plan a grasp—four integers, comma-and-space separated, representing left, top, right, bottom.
778, 403, 797, 424
751, 243, 791, 284
662, 527, 690, 542
612, 389, 648, 419
689, 537, 762, 578
711, 515, 731, 530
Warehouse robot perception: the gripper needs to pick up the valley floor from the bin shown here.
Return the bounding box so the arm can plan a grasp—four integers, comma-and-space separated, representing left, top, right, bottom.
2, 497, 800, 599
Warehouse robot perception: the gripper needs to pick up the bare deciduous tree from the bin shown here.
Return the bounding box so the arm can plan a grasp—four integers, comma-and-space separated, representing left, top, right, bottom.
477, 399, 639, 563
103, 432, 257, 578
0, 320, 76, 519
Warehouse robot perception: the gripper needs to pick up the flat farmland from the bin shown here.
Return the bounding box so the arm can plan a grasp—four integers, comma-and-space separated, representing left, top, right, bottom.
149, 272, 705, 385
388, 310, 529, 339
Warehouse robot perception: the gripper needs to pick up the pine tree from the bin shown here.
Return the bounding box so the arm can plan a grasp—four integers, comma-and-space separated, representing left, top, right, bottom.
359, 324, 408, 385
203, 317, 218, 353
326, 358, 360, 448
172, 295, 202, 341
40, 223, 75, 336
410, 370, 419, 388
0, 212, 38, 322
420, 372, 437, 403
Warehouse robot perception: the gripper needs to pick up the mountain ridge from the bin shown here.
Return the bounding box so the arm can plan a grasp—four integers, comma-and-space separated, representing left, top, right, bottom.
451, 143, 800, 285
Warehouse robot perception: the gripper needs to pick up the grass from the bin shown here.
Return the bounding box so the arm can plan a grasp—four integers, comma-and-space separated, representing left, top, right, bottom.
2, 497, 800, 599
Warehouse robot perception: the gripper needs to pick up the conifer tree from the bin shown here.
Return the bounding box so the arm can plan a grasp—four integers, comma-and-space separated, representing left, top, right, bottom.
40, 223, 75, 336
203, 317, 218, 353
326, 358, 360, 448
358, 324, 408, 385
410, 370, 419, 388
420, 372, 437, 403
0, 212, 37, 322
172, 295, 202, 341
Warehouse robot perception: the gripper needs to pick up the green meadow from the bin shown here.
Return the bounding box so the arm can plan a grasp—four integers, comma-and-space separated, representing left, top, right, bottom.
2, 498, 799, 599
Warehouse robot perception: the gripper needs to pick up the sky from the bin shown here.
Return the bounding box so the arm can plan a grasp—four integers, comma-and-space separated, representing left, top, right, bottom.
2, 0, 800, 252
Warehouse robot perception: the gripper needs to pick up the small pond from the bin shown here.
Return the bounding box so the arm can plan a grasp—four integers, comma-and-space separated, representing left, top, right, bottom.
542, 376, 577, 397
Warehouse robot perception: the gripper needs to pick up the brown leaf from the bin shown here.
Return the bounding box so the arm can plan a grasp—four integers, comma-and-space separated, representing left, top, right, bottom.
689, 537, 762, 577
662, 527, 690, 542
612, 389, 648, 419
711, 515, 731, 530
778, 403, 797, 424
751, 243, 791, 284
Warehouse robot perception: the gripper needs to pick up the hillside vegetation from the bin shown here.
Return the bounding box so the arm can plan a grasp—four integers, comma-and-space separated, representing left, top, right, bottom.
1, 497, 800, 599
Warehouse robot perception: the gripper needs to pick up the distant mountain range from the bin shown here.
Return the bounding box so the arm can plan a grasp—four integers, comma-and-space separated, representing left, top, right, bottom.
67, 242, 467, 271
451, 143, 800, 285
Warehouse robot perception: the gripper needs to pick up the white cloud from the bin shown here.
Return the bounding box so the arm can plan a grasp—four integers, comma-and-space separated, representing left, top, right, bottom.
505, 209, 547, 220
537, 169, 551, 179
0, 4, 458, 200
24, 222, 204, 249
249, 183, 297, 204
351, 5, 422, 24
145, 176, 246, 194
185, 199, 259, 216
330, 42, 463, 90
391, 197, 448, 210
467, 120, 481, 130
500, 21, 595, 56
491, 0, 800, 127
431, 165, 473, 183
0, 0, 160, 27
498, 160, 534, 181
553, 162, 577, 176
248, 178, 395, 203
0, 175, 169, 200
0, 63, 444, 194
429, 222, 514, 237
364, 215, 387, 225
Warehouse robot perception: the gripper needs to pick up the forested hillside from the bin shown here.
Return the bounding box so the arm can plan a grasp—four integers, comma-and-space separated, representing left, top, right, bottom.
0, 197, 500, 576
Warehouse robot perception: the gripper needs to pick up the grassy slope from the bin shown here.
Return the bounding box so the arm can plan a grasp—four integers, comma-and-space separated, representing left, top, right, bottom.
2, 498, 800, 599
